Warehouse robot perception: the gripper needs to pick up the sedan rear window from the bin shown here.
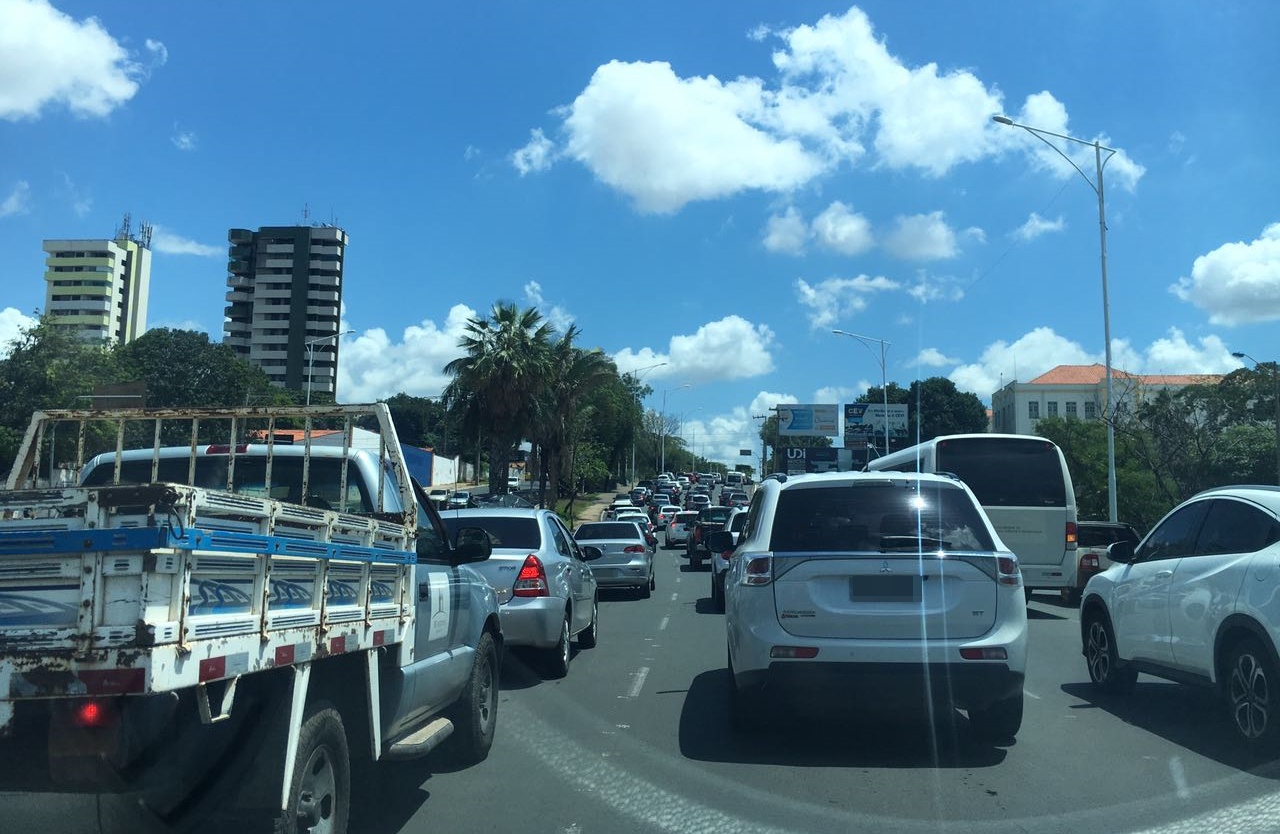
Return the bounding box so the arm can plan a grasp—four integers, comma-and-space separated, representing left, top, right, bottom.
576, 522, 644, 540
440, 516, 541, 549
770, 481, 995, 553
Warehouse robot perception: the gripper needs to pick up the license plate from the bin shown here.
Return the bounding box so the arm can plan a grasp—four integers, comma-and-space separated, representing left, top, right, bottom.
850, 575, 920, 603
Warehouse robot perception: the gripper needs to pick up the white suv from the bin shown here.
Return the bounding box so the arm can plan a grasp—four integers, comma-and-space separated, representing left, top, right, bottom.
1081, 485, 1280, 752
723, 472, 1027, 741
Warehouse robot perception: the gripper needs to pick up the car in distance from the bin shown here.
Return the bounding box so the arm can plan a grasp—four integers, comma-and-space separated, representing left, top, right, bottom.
447, 489, 476, 509
709, 507, 750, 612
723, 471, 1026, 742
574, 520, 657, 597
1060, 521, 1141, 605
687, 505, 734, 569
1081, 485, 1280, 752
441, 508, 600, 678
666, 510, 699, 549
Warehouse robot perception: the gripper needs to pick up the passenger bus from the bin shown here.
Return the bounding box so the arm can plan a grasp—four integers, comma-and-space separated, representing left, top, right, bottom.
865, 434, 1077, 596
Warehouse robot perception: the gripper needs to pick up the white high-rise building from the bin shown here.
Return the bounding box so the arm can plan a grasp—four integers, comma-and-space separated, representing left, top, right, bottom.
43, 227, 152, 345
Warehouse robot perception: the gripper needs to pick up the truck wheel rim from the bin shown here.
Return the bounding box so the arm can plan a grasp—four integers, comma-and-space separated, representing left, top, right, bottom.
478, 651, 496, 729
1086, 620, 1111, 682
296, 743, 338, 833
1230, 650, 1270, 740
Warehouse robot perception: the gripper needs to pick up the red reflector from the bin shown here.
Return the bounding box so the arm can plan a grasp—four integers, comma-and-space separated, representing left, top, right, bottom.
960, 647, 1008, 660
770, 646, 819, 659
199, 656, 227, 682
72, 699, 115, 729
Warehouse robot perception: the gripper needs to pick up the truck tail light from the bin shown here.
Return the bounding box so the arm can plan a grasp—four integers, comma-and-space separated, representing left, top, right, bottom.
71, 698, 118, 729
743, 556, 772, 586
513, 555, 550, 597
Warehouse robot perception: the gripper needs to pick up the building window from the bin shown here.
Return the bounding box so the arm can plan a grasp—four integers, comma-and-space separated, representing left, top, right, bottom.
1085, 401, 1097, 420
1048, 401, 1058, 417
1028, 401, 1040, 420
1066, 402, 1078, 418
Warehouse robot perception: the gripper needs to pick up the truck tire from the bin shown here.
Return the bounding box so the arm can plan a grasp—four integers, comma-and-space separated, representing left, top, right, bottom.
274, 701, 350, 834
444, 631, 499, 766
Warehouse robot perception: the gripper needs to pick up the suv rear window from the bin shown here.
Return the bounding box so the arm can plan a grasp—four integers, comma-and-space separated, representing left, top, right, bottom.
770, 480, 995, 553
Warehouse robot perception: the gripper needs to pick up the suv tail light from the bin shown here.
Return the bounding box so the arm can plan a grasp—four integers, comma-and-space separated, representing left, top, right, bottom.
1066, 521, 1078, 548
996, 555, 1020, 587
513, 555, 550, 597
742, 555, 772, 586
1078, 551, 1101, 580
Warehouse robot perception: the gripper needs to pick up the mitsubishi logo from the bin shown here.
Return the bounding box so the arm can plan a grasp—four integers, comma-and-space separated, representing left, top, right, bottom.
880, 561, 892, 573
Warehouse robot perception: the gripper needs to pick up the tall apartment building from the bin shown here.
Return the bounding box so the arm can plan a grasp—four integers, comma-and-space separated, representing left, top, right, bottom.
43, 220, 152, 345
991, 364, 1224, 434
223, 225, 347, 396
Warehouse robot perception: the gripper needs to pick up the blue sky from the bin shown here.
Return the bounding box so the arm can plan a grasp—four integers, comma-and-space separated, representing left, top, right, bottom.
2, 1, 1279, 465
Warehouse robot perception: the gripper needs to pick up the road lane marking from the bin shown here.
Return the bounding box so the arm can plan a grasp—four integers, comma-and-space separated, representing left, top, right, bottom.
1025, 690, 1042, 700
670, 592, 678, 602
1169, 756, 1190, 800
659, 616, 669, 631
627, 666, 650, 698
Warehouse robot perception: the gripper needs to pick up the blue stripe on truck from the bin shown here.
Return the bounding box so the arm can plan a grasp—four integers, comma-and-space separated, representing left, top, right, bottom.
0, 527, 416, 565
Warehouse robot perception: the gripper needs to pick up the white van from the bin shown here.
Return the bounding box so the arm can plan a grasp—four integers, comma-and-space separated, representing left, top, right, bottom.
866, 434, 1078, 596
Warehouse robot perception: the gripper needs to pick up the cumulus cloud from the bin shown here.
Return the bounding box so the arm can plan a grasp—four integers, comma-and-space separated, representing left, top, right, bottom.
1142, 328, 1242, 375
0, 0, 154, 119
914, 347, 959, 367
144, 38, 167, 66
762, 206, 808, 255
171, 129, 196, 151
814, 385, 856, 404
906, 272, 965, 304
0, 307, 37, 358
1172, 223, 1280, 325
0, 181, 30, 217
1004, 91, 1145, 192
338, 305, 477, 402
811, 201, 873, 255
512, 128, 555, 175
884, 211, 959, 261
58, 173, 91, 216
612, 316, 777, 385
522, 280, 574, 333
795, 274, 898, 329
1013, 212, 1065, 242
151, 226, 221, 257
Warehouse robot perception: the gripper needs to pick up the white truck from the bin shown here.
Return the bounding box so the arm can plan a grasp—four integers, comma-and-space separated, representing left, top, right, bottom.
0, 404, 502, 833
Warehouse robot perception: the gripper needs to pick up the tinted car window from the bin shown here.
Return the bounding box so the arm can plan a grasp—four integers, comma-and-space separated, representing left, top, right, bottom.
1195, 499, 1280, 556
935, 437, 1066, 507
1079, 524, 1139, 548
1137, 501, 1209, 562
576, 522, 644, 540
699, 507, 733, 523
440, 516, 541, 549
770, 480, 995, 553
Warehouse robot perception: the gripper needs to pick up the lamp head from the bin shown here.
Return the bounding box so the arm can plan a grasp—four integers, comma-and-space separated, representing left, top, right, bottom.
992, 115, 1014, 125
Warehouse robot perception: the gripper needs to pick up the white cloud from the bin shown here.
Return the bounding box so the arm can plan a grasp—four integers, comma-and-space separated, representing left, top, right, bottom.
884, 211, 959, 261
0, 307, 37, 358
814, 385, 856, 404
762, 206, 808, 255
1006, 91, 1145, 193
0, 181, 30, 217
512, 128, 555, 175
0, 0, 150, 120
144, 38, 167, 66
171, 128, 196, 151
950, 327, 1095, 399
963, 226, 987, 245
338, 304, 477, 402
751, 390, 798, 416
522, 280, 574, 333
560, 60, 826, 213
1168, 130, 1187, 155
463, 145, 480, 160
613, 316, 777, 385
1172, 223, 1280, 325
1142, 328, 1241, 375
811, 201, 873, 255
1012, 212, 1065, 242
795, 274, 898, 329
58, 173, 91, 216
151, 226, 221, 257
914, 347, 959, 367
906, 271, 965, 304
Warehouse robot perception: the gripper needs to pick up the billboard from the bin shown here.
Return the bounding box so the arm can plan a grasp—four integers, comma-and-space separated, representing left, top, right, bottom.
784, 446, 856, 474
777, 404, 838, 437
844, 403, 909, 448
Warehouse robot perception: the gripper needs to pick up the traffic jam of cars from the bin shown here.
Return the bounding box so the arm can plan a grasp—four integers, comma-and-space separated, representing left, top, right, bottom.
409, 456, 1280, 750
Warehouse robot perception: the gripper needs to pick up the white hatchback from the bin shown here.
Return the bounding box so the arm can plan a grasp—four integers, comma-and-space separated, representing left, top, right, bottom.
723, 471, 1027, 741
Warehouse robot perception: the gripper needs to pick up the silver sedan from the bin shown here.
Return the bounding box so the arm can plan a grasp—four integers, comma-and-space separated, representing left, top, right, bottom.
574, 520, 656, 598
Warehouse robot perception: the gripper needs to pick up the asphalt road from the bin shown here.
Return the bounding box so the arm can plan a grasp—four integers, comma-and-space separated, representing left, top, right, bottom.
10, 503, 1280, 833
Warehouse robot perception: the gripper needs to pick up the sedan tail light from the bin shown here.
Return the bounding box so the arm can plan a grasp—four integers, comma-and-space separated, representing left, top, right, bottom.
624, 545, 646, 554
513, 554, 550, 597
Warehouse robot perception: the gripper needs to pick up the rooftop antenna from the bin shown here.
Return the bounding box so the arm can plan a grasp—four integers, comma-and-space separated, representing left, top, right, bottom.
303, 203, 309, 223
114, 212, 131, 242
137, 221, 153, 249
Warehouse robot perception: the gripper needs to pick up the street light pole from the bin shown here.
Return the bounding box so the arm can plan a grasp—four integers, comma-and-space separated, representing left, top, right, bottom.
993, 114, 1120, 522
832, 330, 890, 458
305, 329, 354, 406
1232, 352, 1280, 485
659, 384, 690, 475
625, 362, 667, 484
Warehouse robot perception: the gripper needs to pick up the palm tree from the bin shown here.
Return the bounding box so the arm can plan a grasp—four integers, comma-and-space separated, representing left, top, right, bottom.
443, 303, 553, 492
533, 326, 616, 506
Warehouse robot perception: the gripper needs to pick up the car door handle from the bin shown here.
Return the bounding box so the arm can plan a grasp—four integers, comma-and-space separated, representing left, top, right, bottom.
1155, 570, 1173, 578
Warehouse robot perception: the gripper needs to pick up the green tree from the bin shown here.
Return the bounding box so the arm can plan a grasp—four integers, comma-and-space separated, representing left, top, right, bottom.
379, 393, 450, 450
862, 377, 988, 443
443, 303, 552, 493
113, 328, 285, 409
533, 326, 615, 504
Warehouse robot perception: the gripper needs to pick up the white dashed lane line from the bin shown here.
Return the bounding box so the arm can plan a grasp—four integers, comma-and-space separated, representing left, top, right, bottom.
659, 616, 670, 631
626, 666, 650, 698
670, 592, 678, 602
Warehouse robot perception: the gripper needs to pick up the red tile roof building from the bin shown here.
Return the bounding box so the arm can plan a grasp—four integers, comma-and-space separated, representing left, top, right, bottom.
991, 364, 1224, 435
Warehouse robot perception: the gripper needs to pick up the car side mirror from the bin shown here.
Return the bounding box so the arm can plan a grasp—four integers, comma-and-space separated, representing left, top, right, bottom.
705, 530, 735, 553
1107, 540, 1135, 564
453, 526, 492, 563
580, 545, 604, 562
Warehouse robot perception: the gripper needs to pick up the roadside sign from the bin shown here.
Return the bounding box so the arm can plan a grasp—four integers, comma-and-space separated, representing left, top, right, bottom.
777, 404, 838, 437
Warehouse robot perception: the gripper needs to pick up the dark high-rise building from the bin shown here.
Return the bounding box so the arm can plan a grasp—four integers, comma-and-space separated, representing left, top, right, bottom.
223, 225, 348, 396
